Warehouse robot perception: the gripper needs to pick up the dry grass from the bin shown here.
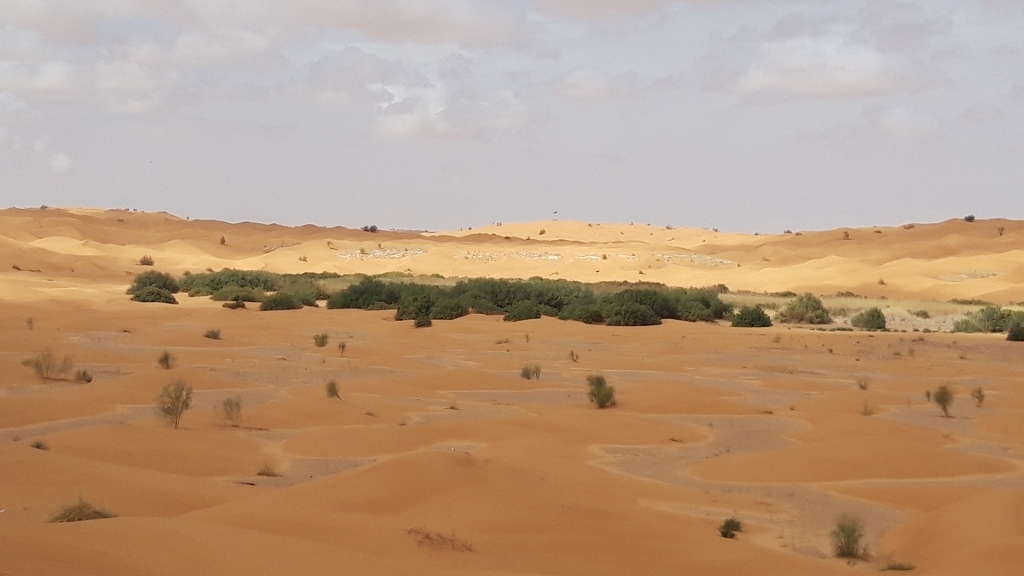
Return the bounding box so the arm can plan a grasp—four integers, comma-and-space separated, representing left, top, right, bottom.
405, 527, 473, 552
49, 496, 116, 523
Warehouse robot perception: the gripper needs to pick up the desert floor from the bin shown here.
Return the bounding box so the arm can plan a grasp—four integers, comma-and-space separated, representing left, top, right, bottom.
1, 208, 1022, 576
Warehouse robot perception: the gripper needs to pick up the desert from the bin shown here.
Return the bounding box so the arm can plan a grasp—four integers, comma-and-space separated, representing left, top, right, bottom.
1, 207, 1022, 575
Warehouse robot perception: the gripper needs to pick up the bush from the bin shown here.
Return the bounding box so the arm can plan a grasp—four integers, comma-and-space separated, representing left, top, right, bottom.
851, 307, 887, 331
158, 351, 174, 369
75, 369, 93, 383
932, 384, 954, 417
30, 440, 49, 450
971, 387, 984, 407
504, 301, 542, 322
22, 351, 74, 381
429, 299, 469, 320
326, 380, 340, 399
222, 300, 245, 309
257, 463, 280, 477
179, 269, 279, 296
414, 314, 433, 328
259, 293, 302, 311
127, 270, 179, 295
719, 517, 743, 538
964, 214, 975, 222
731, 305, 772, 327
606, 302, 661, 326
313, 333, 329, 347
911, 309, 930, 319
1008, 323, 1024, 341
130, 286, 178, 304
327, 277, 399, 309
156, 380, 193, 429
211, 285, 265, 302
777, 293, 832, 324
204, 328, 221, 340
218, 395, 242, 426
49, 496, 116, 523
138, 254, 154, 266
520, 364, 541, 380
558, 302, 604, 324
587, 374, 616, 408
831, 514, 865, 558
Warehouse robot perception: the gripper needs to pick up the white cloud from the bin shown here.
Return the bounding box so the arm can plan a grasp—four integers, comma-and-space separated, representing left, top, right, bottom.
557, 67, 636, 101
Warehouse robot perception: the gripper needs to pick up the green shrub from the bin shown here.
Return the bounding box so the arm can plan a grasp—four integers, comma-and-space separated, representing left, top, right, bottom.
127, 270, 179, 295
932, 384, 954, 417
558, 302, 605, 324
777, 293, 832, 324
964, 214, 975, 222
218, 395, 242, 426
719, 517, 742, 538
22, 351, 74, 381
49, 496, 116, 523
911, 309, 930, 319
327, 277, 399, 309
158, 351, 174, 369
130, 286, 178, 304
222, 300, 245, 309
1007, 323, 1024, 341
731, 305, 772, 327
831, 514, 865, 558
259, 293, 302, 311
971, 387, 984, 407
520, 364, 541, 380
414, 314, 433, 328
138, 254, 154, 266
313, 333, 329, 347
851, 307, 887, 331
504, 301, 542, 322
587, 375, 616, 408
954, 306, 1024, 333
429, 299, 469, 320
204, 328, 221, 340
30, 440, 49, 450
156, 380, 193, 429
210, 285, 265, 302
179, 268, 279, 296
606, 302, 661, 326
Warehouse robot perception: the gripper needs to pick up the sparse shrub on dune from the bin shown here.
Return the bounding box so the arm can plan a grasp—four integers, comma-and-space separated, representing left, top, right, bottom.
558, 301, 604, 324
831, 514, 865, 558
964, 214, 975, 222
203, 328, 221, 340
605, 301, 661, 326
971, 387, 984, 407
932, 384, 954, 417
882, 562, 916, 571
211, 285, 265, 303
130, 286, 178, 304
587, 374, 616, 408
158, 350, 174, 369
217, 395, 243, 426
74, 369, 93, 383
222, 300, 245, 309
156, 380, 192, 429
313, 333, 329, 347
503, 300, 542, 322
128, 270, 179, 295
138, 254, 154, 266
325, 380, 340, 399
1007, 322, 1024, 342
414, 314, 433, 328
30, 440, 49, 450
49, 496, 116, 523
22, 351, 74, 381
719, 517, 742, 538
256, 463, 280, 477
731, 305, 772, 327
519, 364, 541, 380
851, 307, 887, 331
777, 293, 832, 324
178, 268, 280, 297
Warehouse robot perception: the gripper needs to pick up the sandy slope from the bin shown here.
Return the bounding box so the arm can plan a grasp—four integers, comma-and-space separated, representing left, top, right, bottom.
1, 207, 1023, 575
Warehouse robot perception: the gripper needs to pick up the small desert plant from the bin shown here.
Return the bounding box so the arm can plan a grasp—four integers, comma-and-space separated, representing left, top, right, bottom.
924, 390, 931, 402
218, 395, 243, 426
406, 527, 473, 552
131, 286, 178, 304
777, 293, 832, 325
997, 226, 1005, 237
326, 380, 340, 399
156, 380, 193, 429
964, 214, 975, 222
971, 387, 984, 407
138, 254, 154, 266
842, 231, 851, 240
856, 378, 870, 391
30, 440, 49, 450
256, 463, 280, 477
569, 350, 579, 363
222, 300, 245, 309
313, 333, 329, 347
911, 309, 930, 319
259, 292, 302, 311
26, 317, 33, 330
719, 517, 742, 538
203, 328, 221, 340
49, 496, 116, 523
74, 369, 93, 383
587, 374, 616, 408
932, 384, 954, 417
414, 314, 433, 328
158, 350, 174, 369
520, 364, 541, 380
731, 305, 772, 327
1007, 323, 1024, 342
219, 235, 227, 245
22, 351, 74, 381
831, 514, 865, 558
851, 307, 887, 331
338, 341, 347, 356
882, 562, 916, 571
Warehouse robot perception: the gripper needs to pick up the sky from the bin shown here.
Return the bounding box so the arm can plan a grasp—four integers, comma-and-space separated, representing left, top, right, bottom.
2, 0, 1023, 232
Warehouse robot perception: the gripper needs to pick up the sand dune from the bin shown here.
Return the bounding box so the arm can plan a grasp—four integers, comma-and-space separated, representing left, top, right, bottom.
1, 207, 1023, 575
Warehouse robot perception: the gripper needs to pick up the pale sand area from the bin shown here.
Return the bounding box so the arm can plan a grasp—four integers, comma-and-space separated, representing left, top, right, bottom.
1, 207, 1023, 575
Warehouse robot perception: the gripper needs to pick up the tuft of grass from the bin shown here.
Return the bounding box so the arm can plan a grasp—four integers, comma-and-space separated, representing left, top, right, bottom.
138, 254, 154, 266
831, 514, 865, 558
719, 517, 743, 538
971, 387, 985, 408
932, 384, 954, 417
587, 374, 617, 408
326, 380, 340, 399
26, 317, 33, 330
256, 463, 280, 477
74, 369, 93, 383
856, 378, 870, 391
49, 496, 116, 523
338, 341, 347, 356
406, 527, 473, 552
496, 338, 511, 344
203, 328, 221, 340
883, 562, 916, 571
158, 350, 174, 369
569, 350, 579, 363
520, 364, 541, 380
313, 333, 329, 347
30, 440, 49, 450
22, 351, 74, 381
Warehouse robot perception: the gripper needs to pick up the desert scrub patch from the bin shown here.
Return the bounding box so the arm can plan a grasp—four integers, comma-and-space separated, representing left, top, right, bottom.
156, 380, 193, 429
851, 307, 887, 331
731, 305, 772, 327
217, 395, 243, 426
325, 380, 340, 399
22, 351, 74, 381
520, 364, 541, 380
259, 292, 302, 311
587, 374, 616, 408
203, 328, 222, 340
49, 496, 116, 523
719, 517, 742, 538
405, 527, 473, 552
157, 350, 175, 369
831, 514, 865, 558
313, 333, 329, 347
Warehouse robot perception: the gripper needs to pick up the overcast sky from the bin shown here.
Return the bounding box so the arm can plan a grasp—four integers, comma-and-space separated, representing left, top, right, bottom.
2, 1, 1023, 232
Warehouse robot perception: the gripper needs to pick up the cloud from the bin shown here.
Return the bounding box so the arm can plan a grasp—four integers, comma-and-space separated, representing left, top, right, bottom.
304, 46, 426, 106
535, 0, 674, 19
557, 67, 637, 101
874, 106, 943, 142
960, 103, 1004, 123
